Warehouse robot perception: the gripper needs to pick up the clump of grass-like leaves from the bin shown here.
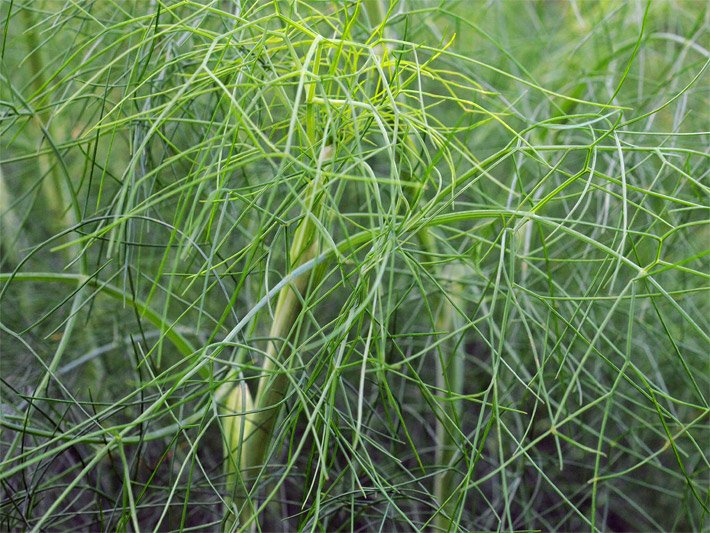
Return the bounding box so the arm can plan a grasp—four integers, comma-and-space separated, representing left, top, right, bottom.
1, 1, 708, 531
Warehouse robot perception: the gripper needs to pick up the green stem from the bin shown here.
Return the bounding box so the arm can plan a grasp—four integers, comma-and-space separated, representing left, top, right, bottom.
229, 199, 320, 530
17, 4, 100, 404
221, 237, 317, 532
433, 265, 466, 531
220, 34, 328, 530
20, 4, 77, 236
221, 380, 257, 532
0, 167, 28, 265
0, 272, 196, 359
363, 2, 464, 527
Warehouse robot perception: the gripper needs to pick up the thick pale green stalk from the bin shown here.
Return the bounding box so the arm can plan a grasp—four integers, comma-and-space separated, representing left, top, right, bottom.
221, 380, 257, 531
219, 32, 328, 529
253, 202, 319, 501
220, 211, 319, 531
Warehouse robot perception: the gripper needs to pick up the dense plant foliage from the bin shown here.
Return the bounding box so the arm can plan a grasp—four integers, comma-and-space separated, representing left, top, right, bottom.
1, 1, 708, 531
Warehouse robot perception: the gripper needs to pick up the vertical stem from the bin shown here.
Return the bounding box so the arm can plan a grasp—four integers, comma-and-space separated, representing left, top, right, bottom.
363, 2, 466, 527
17, 3, 101, 405
433, 265, 466, 531
221, 379, 256, 532
221, 37, 326, 528
0, 167, 28, 264
20, 4, 76, 236
223, 196, 320, 531
243, 226, 318, 472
